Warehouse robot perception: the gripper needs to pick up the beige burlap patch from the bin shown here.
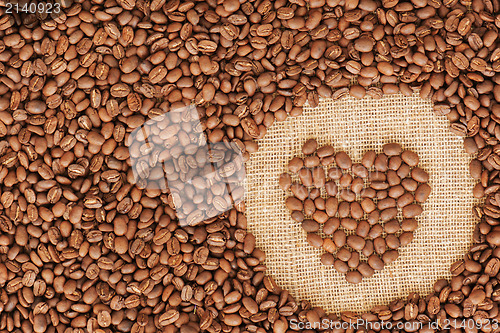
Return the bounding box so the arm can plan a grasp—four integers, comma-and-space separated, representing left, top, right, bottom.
244, 94, 480, 314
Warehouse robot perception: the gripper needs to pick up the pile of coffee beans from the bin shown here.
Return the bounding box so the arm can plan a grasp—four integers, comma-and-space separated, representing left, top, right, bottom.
279, 140, 431, 283
127, 105, 246, 227
0, 0, 500, 331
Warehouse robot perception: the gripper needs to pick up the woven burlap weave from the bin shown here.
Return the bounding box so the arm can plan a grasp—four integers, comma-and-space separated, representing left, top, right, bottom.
244, 94, 480, 314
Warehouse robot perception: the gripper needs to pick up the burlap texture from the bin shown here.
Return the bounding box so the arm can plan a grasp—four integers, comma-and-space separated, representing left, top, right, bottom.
244, 94, 480, 314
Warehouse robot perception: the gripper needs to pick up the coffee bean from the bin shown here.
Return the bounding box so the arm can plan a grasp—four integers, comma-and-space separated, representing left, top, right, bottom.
321, 253, 335, 265
345, 270, 363, 284
302, 220, 320, 233
317, 145, 334, 158
411, 167, 430, 183
402, 204, 423, 218
368, 255, 385, 270
362, 150, 377, 168
382, 250, 399, 265
288, 157, 304, 173
334, 260, 349, 274
307, 233, 323, 248
415, 183, 432, 202
279, 173, 292, 191
347, 235, 365, 251
336, 151, 353, 169
302, 139, 318, 155
401, 151, 420, 167
383, 143, 403, 156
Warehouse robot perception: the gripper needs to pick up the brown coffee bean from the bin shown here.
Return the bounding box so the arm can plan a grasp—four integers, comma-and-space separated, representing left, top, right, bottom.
279, 173, 292, 191
383, 143, 402, 156
33, 314, 47, 333
382, 250, 399, 265
337, 247, 352, 261
321, 253, 335, 265
411, 167, 430, 183
288, 157, 304, 173
335, 151, 352, 169
415, 183, 431, 202
374, 153, 388, 172
317, 145, 334, 158
401, 150, 419, 166
399, 232, 414, 247
373, 236, 386, 253
368, 255, 385, 270
304, 155, 320, 168
345, 270, 363, 284
298, 168, 313, 187
302, 220, 320, 232
402, 204, 423, 218
333, 230, 347, 247
347, 235, 365, 251
362, 150, 377, 168
334, 260, 349, 274
323, 217, 340, 235
302, 139, 318, 155
291, 183, 309, 201
401, 178, 418, 192
385, 234, 400, 249
285, 197, 303, 211
306, 233, 323, 248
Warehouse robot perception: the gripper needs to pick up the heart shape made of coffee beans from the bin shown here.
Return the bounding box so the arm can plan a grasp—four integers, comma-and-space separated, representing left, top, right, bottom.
279, 139, 432, 284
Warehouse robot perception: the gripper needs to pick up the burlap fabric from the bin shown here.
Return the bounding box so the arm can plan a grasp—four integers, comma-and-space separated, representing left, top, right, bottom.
244, 94, 480, 314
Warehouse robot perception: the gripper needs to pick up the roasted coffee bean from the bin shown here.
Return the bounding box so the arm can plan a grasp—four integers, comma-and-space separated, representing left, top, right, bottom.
302, 139, 318, 155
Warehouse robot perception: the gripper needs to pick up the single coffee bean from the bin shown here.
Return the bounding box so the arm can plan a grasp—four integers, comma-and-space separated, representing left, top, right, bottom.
321, 253, 335, 265
323, 238, 337, 253
382, 250, 399, 264
285, 197, 303, 211
323, 218, 340, 235
334, 260, 349, 274
302, 139, 318, 155
279, 173, 292, 191
399, 232, 414, 246
299, 168, 313, 187
307, 233, 323, 248
362, 150, 377, 168
317, 145, 334, 158
385, 234, 400, 249
383, 143, 402, 156
302, 220, 320, 232
335, 151, 352, 169
291, 183, 309, 201
401, 218, 418, 232
415, 183, 432, 202
401, 150, 420, 166
304, 155, 320, 168
358, 263, 375, 277
411, 167, 430, 183
288, 157, 304, 173
337, 247, 352, 261
347, 235, 365, 251
345, 270, 363, 284
333, 230, 347, 247
368, 255, 385, 270
402, 204, 423, 218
